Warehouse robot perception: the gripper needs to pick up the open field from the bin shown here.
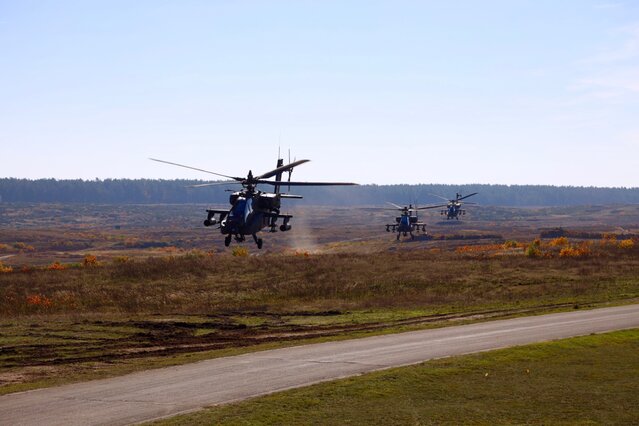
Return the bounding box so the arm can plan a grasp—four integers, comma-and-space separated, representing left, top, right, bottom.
1, 203, 638, 395
151, 329, 639, 425
1, 203, 638, 263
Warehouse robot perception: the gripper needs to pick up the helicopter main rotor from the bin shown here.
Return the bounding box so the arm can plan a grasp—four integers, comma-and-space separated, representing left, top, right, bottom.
150, 157, 356, 191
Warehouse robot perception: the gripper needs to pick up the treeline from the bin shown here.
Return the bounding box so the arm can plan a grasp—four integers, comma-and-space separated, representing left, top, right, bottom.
1, 178, 638, 206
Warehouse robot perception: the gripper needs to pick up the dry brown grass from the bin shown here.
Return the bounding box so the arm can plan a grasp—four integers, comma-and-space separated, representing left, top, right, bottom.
1, 244, 638, 318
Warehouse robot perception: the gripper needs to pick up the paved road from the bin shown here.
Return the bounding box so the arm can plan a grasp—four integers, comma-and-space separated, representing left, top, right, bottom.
2, 304, 638, 425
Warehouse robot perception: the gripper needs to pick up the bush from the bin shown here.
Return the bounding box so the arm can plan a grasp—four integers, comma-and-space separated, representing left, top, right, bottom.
83, 254, 99, 267
232, 247, 249, 257
525, 239, 542, 258
502, 240, 520, 249
559, 242, 591, 258
549, 237, 569, 247
47, 262, 67, 271
619, 239, 635, 250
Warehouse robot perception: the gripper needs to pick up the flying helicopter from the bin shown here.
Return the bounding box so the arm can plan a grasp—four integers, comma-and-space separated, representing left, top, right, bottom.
151, 156, 356, 249
428, 192, 478, 220
385, 202, 431, 240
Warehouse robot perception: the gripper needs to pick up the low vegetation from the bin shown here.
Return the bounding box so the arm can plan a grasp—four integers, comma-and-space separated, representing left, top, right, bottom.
1, 237, 638, 316
1, 239, 638, 394
151, 329, 639, 425
1, 203, 638, 396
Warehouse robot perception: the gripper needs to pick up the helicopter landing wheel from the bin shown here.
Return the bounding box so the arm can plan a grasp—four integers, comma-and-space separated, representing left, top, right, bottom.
224, 235, 232, 247
257, 238, 263, 249
411, 234, 415, 240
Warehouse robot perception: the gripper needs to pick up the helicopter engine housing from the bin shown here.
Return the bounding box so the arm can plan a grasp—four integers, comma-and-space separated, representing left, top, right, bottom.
254, 193, 281, 211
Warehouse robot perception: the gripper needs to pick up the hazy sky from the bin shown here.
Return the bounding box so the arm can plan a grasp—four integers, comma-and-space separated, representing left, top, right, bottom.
1, 1, 638, 186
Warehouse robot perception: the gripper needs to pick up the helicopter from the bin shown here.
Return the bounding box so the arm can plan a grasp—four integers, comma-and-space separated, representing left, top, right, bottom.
151, 156, 356, 249
385, 202, 432, 240
428, 192, 478, 220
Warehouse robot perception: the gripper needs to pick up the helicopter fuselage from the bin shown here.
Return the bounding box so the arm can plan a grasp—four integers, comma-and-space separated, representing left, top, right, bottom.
206, 191, 293, 248
221, 194, 275, 235
386, 210, 426, 240
443, 202, 464, 219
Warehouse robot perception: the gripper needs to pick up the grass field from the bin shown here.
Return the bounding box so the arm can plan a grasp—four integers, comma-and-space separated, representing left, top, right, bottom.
151, 329, 639, 425
1, 203, 638, 395
1, 247, 638, 395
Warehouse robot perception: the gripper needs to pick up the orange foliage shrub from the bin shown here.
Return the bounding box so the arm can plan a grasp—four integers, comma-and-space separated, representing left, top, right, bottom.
559, 242, 591, 258
47, 262, 68, 271
502, 240, 521, 249
0, 262, 13, 273
618, 239, 635, 250
549, 237, 569, 247
231, 247, 249, 257
26, 294, 53, 308
83, 254, 99, 267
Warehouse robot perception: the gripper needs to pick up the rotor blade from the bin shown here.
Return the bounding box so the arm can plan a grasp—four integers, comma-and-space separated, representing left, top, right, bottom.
187, 181, 240, 188
462, 202, 478, 205
458, 192, 478, 201
386, 202, 403, 209
419, 204, 448, 209
255, 159, 310, 180
257, 180, 357, 186
150, 158, 243, 180
427, 193, 450, 202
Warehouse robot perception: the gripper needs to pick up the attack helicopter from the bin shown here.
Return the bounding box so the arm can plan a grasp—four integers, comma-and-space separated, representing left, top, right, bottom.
428, 192, 478, 220
150, 156, 356, 249
385, 202, 432, 240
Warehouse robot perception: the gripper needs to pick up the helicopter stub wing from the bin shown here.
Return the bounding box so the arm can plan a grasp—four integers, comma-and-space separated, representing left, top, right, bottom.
206, 208, 230, 214
262, 212, 293, 219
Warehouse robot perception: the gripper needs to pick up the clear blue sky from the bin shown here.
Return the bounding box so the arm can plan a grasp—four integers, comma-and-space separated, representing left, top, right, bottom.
1, 1, 638, 186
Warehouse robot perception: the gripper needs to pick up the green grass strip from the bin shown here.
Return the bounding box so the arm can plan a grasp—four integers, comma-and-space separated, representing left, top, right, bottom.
152, 329, 639, 425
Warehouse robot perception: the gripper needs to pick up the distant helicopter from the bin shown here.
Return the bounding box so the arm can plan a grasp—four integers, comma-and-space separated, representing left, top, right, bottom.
151, 156, 356, 249
428, 192, 478, 220
385, 202, 431, 240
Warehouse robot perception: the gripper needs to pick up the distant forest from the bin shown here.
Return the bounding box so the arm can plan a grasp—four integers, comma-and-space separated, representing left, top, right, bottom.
1, 178, 638, 206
